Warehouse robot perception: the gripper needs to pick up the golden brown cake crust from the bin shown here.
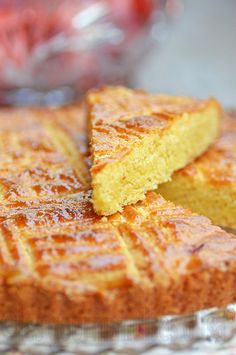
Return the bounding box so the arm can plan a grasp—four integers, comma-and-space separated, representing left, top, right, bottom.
0, 105, 236, 325
87, 86, 221, 174
178, 111, 236, 188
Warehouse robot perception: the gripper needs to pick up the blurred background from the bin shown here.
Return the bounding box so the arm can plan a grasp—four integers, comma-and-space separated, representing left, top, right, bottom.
0, 0, 235, 107
138, 0, 236, 107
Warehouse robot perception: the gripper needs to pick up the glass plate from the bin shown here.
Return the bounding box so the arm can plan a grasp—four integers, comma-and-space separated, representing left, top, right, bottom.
1, 305, 236, 354
0, 227, 236, 355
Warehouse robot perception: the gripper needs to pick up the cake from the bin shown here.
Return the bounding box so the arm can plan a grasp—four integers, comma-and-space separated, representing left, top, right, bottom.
158, 112, 236, 228
86, 86, 222, 215
0, 104, 236, 325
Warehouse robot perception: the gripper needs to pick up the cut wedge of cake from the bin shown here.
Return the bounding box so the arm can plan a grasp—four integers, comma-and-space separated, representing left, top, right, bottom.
0, 104, 236, 325
158, 111, 236, 228
86, 86, 222, 215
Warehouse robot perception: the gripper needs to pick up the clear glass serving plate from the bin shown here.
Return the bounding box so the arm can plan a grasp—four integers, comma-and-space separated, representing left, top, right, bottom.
0, 227, 235, 355
1, 304, 236, 354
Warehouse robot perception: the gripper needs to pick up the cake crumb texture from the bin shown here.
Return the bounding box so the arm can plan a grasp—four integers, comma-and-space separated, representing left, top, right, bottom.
158, 112, 236, 228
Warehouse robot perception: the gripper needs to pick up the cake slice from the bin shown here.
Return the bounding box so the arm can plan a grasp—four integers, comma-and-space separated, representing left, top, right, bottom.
1, 104, 236, 325
86, 86, 222, 215
158, 111, 236, 229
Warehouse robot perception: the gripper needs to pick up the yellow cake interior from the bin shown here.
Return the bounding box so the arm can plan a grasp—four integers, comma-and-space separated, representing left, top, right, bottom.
158, 113, 236, 228
158, 175, 236, 228
92, 103, 221, 215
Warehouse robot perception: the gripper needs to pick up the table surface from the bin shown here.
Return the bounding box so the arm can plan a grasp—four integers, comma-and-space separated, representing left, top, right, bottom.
138, 0, 236, 107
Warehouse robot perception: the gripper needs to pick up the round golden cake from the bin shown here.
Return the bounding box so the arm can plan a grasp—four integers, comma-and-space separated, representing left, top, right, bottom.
0, 103, 235, 325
